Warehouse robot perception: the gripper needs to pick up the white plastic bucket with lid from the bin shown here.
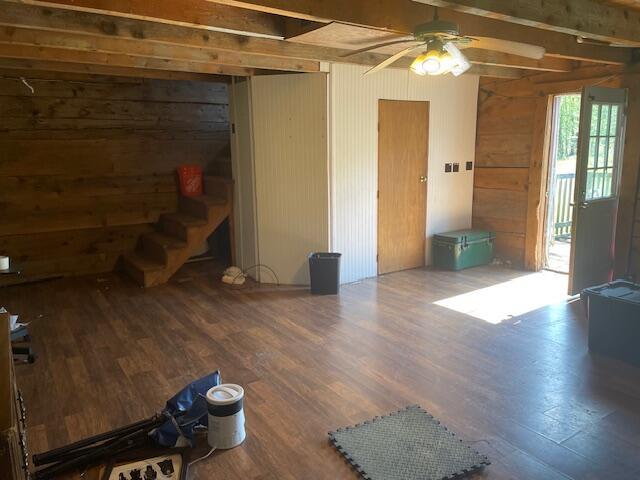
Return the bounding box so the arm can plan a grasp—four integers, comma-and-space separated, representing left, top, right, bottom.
206, 384, 245, 449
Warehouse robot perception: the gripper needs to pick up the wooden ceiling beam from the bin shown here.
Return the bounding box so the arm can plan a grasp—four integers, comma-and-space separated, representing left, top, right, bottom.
468, 65, 526, 79
0, 58, 232, 82
204, 0, 631, 64
464, 49, 577, 72
12, 0, 286, 38
0, 44, 260, 76
415, 0, 640, 46
0, 26, 320, 72
0, 25, 575, 75
0, 3, 396, 67
0, 3, 573, 75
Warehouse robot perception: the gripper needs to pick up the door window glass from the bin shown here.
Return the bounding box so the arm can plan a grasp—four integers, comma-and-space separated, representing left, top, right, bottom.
585, 102, 620, 200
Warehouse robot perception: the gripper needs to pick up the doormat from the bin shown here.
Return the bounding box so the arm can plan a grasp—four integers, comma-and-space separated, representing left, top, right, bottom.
329, 405, 490, 480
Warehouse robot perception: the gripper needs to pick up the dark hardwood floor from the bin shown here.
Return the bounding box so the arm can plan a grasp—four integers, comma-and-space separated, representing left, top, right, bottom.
3, 263, 640, 479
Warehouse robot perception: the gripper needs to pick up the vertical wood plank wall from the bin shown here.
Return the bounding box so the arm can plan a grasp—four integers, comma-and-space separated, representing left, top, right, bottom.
0, 71, 230, 284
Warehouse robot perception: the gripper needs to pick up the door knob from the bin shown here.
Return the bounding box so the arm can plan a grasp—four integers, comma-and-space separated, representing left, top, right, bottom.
419, 175, 427, 183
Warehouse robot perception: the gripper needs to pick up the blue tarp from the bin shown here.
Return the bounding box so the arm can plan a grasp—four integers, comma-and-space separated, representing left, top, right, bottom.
150, 370, 221, 447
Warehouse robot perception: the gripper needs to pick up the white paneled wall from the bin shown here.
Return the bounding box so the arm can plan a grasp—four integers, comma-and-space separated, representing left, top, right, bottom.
248, 73, 330, 285
329, 64, 479, 284
231, 66, 478, 286
229, 79, 259, 277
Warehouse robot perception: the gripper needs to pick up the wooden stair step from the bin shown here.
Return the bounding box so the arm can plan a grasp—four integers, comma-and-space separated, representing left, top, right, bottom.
179, 195, 228, 220
193, 194, 228, 206
122, 177, 234, 287
142, 232, 187, 250
141, 232, 188, 263
161, 212, 208, 241
121, 252, 166, 288
122, 252, 164, 272
161, 212, 208, 227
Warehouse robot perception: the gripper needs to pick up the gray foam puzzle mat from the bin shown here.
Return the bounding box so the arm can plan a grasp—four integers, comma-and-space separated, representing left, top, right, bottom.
328, 405, 490, 480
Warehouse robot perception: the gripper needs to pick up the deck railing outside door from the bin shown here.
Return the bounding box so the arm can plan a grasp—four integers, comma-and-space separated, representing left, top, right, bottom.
553, 173, 575, 240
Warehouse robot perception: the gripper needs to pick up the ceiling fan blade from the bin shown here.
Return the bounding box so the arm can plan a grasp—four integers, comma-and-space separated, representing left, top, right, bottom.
341, 39, 419, 57
364, 44, 426, 76
469, 37, 546, 59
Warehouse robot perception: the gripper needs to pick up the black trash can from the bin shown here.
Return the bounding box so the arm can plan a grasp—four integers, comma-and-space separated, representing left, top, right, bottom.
308, 252, 341, 295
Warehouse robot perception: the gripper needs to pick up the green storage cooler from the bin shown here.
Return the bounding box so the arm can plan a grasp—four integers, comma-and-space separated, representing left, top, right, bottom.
432, 229, 495, 271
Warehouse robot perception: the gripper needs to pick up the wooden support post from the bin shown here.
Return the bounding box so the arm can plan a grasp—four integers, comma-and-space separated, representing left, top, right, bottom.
524, 95, 552, 271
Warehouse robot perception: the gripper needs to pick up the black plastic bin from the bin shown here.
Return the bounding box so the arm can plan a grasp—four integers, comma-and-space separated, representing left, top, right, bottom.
309, 252, 341, 295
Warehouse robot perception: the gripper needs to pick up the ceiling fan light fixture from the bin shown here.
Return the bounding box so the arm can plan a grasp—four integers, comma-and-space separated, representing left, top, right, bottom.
450, 62, 471, 77
436, 52, 455, 74
409, 52, 427, 75
410, 50, 443, 75
353, 4, 545, 77
443, 42, 471, 76
423, 56, 443, 74
410, 42, 456, 76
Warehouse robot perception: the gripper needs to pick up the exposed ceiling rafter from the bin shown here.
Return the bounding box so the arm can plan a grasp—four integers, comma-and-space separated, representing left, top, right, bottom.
0, 43, 263, 76
0, 58, 234, 82
414, 0, 640, 46
0, 25, 320, 72
203, 0, 632, 64
12, 0, 287, 38
0, 2, 577, 77
0, 0, 633, 79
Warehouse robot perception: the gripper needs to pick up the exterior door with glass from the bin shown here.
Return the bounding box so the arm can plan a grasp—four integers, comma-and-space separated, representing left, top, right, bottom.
569, 87, 628, 295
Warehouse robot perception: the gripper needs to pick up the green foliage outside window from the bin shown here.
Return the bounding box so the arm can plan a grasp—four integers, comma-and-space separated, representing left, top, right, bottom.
556, 95, 581, 161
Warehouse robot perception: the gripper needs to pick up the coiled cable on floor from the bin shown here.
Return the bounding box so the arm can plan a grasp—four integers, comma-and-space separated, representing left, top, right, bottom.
231, 264, 280, 286
186, 447, 216, 478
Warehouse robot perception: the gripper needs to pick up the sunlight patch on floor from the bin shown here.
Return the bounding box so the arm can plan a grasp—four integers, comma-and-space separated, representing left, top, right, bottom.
434, 271, 570, 324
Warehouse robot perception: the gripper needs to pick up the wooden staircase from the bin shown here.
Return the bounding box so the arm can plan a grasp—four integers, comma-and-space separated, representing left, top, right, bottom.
122, 177, 234, 287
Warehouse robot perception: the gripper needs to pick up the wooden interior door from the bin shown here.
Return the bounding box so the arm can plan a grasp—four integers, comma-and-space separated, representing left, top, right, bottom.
569, 86, 628, 294
377, 100, 429, 275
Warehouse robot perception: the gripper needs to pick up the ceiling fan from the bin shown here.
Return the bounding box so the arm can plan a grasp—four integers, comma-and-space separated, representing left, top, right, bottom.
343, 9, 546, 77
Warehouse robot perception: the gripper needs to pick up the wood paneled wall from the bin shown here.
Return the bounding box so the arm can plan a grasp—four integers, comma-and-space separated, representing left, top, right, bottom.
473, 85, 536, 267
474, 66, 640, 276
0, 70, 229, 284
